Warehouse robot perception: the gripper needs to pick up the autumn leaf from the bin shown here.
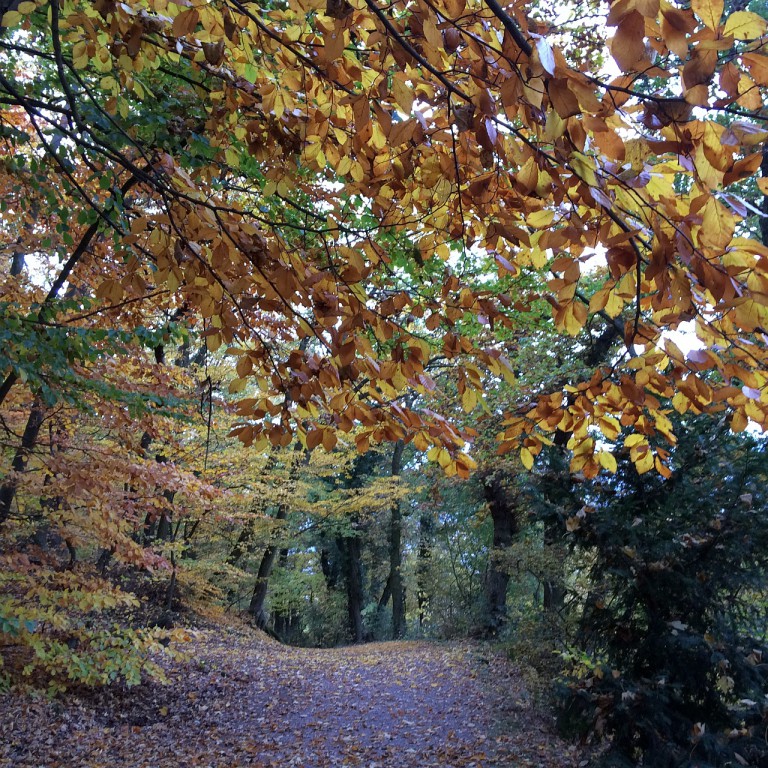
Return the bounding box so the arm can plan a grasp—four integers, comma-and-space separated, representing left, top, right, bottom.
692, 0, 724, 30
723, 11, 768, 39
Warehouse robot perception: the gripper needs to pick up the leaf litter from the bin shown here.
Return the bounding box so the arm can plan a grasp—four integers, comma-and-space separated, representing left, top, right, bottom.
0, 626, 587, 767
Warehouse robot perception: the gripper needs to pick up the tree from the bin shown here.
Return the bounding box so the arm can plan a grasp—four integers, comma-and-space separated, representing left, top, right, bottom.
3, 0, 768, 692
551, 415, 768, 766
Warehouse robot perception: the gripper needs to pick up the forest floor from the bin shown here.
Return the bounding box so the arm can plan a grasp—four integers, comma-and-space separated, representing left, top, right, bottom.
0, 624, 589, 767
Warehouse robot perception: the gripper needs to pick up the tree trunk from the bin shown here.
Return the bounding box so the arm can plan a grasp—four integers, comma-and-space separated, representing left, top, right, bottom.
248, 506, 287, 627
319, 541, 340, 591
339, 533, 365, 643
157, 508, 172, 541
416, 509, 434, 629
165, 554, 177, 613
481, 470, 518, 634
272, 548, 291, 639
228, 520, 254, 566
96, 546, 114, 574
246, 444, 306, 627
542, 519, 566, 611
388, 440, 405, 639
540, 437, 575, 614
10, 249, 24, 276
229, 447, 280, 566
0, 397, 46, 525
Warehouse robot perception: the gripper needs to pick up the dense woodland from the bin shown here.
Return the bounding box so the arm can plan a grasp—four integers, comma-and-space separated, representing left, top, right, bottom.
2, 0, 768, 764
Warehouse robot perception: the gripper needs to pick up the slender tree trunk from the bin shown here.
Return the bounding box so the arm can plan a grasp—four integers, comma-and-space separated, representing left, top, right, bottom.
540, 435, 575, 614
228, 520, 255, 565
248, 505, 288, 627
481, 470, 518, 634
319, 542, 340, 591
388, 440, 405, 639
165, 553, 177, 613
33, 420, 69, 562
272, 548, 291, 639
157, 509, 172, 541
416, 510, 434, 629
97, 546, 114, 574
0, 397, 46, 525
339, 533, 365, 642
246, 444, 307, 626
377, 573, 392, 611
542, 519, 566, 611
229, 446, 281, 567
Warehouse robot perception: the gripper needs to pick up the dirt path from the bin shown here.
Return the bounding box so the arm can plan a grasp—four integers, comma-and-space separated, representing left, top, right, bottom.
0, 629, 584, 767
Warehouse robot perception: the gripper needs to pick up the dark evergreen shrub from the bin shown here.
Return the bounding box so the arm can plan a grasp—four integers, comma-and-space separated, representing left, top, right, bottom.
543, 417, 768, 767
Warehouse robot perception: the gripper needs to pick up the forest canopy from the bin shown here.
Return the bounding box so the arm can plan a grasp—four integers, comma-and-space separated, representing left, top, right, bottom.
1, 0, 768, 762
1, 0, 767, 473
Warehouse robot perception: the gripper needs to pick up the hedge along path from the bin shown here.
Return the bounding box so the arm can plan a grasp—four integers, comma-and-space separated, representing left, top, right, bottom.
0, 629, 585, 767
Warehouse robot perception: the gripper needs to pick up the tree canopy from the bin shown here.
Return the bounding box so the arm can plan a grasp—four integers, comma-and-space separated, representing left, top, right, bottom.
2, 0, 768, 478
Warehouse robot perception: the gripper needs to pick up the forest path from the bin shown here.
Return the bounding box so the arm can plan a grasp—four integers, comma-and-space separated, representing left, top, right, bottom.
1, 628, 583, 767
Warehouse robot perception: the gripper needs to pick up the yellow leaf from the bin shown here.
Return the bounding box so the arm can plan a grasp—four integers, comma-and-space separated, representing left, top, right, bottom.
599, 451, 618, 473
336, 155, 352, 177
604, 291, 625, 318
598, 415, 621, 441
1, 10, 21, 25
589, 288, 609, 314
423, 18, 443, 50
285, 24, 303, 42
527, 209, 555, 228
731, 410, 748, 432
672, 391, 689, 413
556, 301, 587, 336
520, 446, 534, 470
723, 11, 767, 39
692, 0, 723, 30
350, 162, 364, 182
392, 77, 414, 115
570, 152, 598, 187
699, 196, 734, 250
734, 298, 768, 332
500, 359, 516, 386
634, 447, 654, 474
461, 388, 477, 413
